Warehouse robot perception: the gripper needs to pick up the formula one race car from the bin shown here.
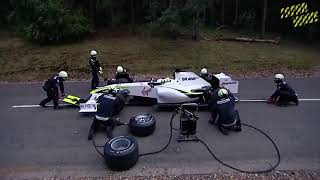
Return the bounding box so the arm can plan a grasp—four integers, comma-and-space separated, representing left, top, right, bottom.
62, 71, 239, 113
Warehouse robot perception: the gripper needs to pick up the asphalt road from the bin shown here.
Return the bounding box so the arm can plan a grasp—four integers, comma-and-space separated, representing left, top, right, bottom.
1, 79, 320, 178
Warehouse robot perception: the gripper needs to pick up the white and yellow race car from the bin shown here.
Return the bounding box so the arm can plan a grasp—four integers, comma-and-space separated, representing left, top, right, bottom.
63, 71, 239, 113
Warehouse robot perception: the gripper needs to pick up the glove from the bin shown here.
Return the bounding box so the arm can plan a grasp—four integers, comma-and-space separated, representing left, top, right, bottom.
99, 67, 103, 74
267, 96, 275, 104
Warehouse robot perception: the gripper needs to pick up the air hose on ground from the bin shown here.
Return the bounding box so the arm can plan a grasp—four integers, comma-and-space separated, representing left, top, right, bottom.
198, 122, 281, 173
138, 110, 178, 157
91, 111, 178, 158
92, 109, 281, 173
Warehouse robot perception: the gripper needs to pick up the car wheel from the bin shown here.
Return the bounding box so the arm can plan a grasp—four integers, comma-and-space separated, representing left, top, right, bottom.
104, 136, 139, 171
129, 113, 156, 137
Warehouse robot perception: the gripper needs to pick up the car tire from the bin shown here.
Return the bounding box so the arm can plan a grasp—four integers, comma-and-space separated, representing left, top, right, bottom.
104, 136, 139, 171
129, 113, 156, 137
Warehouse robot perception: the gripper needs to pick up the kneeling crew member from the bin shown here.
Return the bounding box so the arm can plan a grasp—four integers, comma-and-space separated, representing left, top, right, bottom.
209, 88, 241, 135
88, 90, 127, 140
39, 71, 68, 110
267, 74, 298, 106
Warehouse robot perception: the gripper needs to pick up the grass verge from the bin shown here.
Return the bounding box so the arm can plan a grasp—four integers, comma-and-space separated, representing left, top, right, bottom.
0, 30, 319, 82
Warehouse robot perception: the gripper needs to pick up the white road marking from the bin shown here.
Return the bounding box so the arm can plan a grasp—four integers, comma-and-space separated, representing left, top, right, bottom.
240, 99, 320, 102
12, 104, 70, 108
11, 98, 320, 108
240, 100, 266, 102
299, 99, 320, 101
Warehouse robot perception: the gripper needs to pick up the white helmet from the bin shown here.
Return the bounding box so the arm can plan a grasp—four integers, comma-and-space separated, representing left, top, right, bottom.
117, 66, 124, 73
274, 74, 284, 82
58, 71, 68, 79
200, 68, 208, 74
218, 88, 228, 97
90, 50, 97, 56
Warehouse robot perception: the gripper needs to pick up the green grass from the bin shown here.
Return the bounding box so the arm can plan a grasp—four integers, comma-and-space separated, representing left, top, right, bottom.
0, 30, 319, 81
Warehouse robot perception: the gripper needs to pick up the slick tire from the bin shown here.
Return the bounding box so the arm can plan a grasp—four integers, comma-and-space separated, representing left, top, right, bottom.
104, 136, 139, 171
129, 113, 156, 137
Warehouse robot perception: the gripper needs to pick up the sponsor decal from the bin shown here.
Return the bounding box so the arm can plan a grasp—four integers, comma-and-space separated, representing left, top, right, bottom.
182, 77, 198, 81
141, 87, 152, 96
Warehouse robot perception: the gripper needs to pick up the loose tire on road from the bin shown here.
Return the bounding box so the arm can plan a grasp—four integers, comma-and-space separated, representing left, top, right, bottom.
129, 113, 156, 137
104, 136, 139, 171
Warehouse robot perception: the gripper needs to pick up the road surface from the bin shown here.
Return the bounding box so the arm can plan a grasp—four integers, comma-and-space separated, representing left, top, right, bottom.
0, 79, 320, 178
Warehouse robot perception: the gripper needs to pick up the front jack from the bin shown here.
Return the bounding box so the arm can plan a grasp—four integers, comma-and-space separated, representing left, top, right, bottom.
177, 103, 199, 142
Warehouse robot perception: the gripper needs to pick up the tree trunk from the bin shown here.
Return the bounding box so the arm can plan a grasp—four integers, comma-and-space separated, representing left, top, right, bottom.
208, 0, 215, 26
130, 0, 136, 33
110, 6, 114, 28
203, 6, 206, 24
233, 0, 239, 26
193, 10, 200, 41
221, 0, 225, 25
89, 0, 97, 22
64, 0, 74, 9
260, 0, 268, 39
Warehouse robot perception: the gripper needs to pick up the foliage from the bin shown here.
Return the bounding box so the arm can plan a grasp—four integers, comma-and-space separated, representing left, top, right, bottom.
146, 0, 161, 22
0, 0, 11, 26
157, 7, 181, 38
10, 0, 91, 43
96, 0, 127, 26
2, 0, 318, 42
238, 9, 256, 30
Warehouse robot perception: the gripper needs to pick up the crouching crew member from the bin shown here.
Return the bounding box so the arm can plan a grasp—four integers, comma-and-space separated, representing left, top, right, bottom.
199, 68, 212, 82
267, 74, 298, 106
89, 50, 103, 89
208, 88, 241, 135
39, 71, 68, 110
88, 90, 127, 140
115, 65, 133, 83
199, 68, 220, 90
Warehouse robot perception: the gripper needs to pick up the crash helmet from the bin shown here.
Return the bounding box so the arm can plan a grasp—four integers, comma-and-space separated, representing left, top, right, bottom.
90, 50, 97, 57
274, 74, 284, 83
200, 68, 208, 75
117, 66, 124, 73
58, 71, 68, 80
218, 88, 228, 98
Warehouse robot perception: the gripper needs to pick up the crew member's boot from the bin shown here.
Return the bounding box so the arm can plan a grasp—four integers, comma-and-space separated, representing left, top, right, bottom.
218, 125, 229, 135
106, 125, 114, 138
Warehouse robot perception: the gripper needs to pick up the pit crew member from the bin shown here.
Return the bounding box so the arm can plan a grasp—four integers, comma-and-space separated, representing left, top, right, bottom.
89, 50, 103, 89
39, 71, 68, 110
115, 65, 133, 83
208, 88, 241, 135
267, 74, 298, 106
88, 90, 127, 140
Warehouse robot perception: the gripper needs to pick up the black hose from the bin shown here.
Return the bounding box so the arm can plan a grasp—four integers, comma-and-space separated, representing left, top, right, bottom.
92, 134, 105, 158
139, 111, 178, 157
198, 122, 281, 174
91, 109, 281, 174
